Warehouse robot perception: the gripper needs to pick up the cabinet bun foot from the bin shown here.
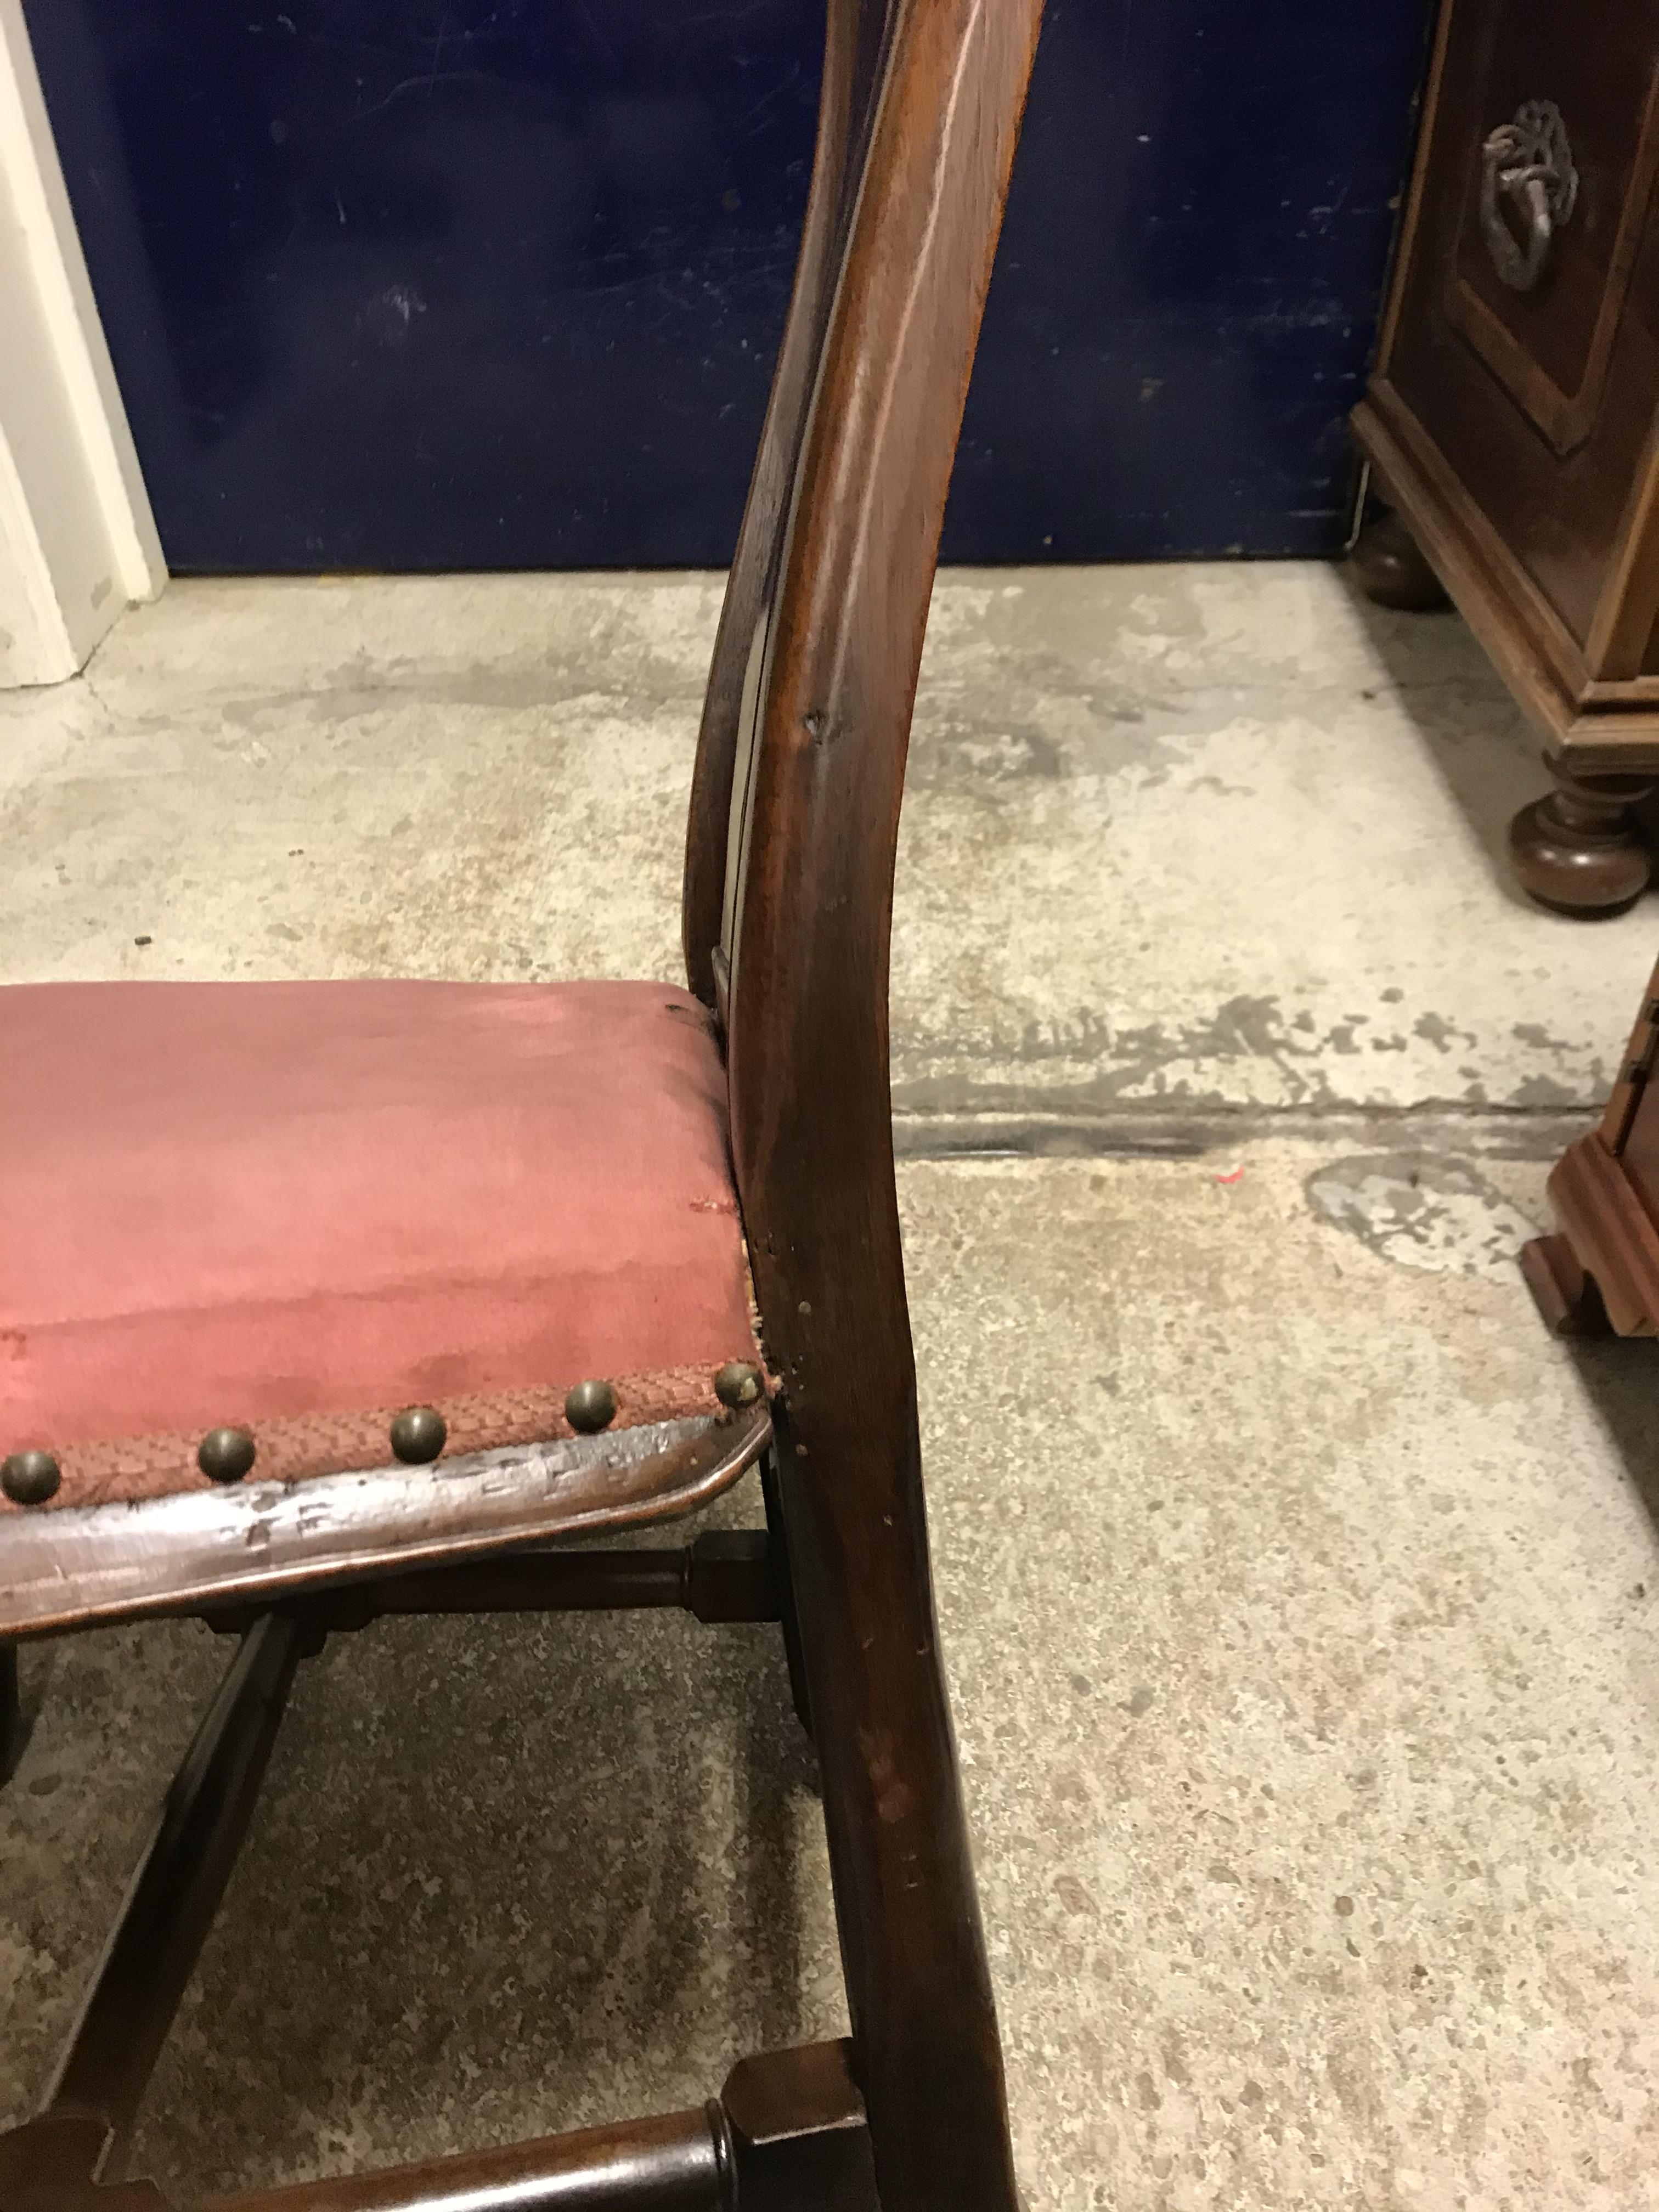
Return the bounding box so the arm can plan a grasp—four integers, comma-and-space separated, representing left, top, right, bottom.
1509, 761, 1654, 916
1349, 510, 1451, 612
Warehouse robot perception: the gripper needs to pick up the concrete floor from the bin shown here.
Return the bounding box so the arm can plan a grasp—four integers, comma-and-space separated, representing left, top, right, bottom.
3, 564, 1659, 2209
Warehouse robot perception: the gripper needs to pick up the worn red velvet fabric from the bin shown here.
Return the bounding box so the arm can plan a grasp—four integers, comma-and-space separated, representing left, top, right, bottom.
0, 980, 759, 1494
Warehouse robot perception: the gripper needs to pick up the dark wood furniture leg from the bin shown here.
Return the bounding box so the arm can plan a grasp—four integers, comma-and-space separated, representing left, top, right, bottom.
1508, 753, 1655, 917
760, 1449, 814, 1740
193, 2042, 877, 2212
771, 1408, 1018, 2212
7, 2045, 878, 2212
0, 1558, 888, 2212
0, 1643, 21, 1785
199, 1537, 785, 1638
1350, 505, 1451, 612
47, 1617, 302, 2170
1521, 959, 1659, 1334
1519, 1232, 1616, 1337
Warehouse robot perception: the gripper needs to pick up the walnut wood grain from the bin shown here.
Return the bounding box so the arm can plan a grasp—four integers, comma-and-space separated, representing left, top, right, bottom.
703, 0, 1042, 2203
1586, 415, 1659, 681
41, 1618, 303, 2172
1597, 955, 1659, 1152
1355, 390, 1659, 764
1374, 0, 1659, 652
681, 0, 892, 1007
1541, 1132, 1659, 1335
1524, 957, 1659, 1333
5, 2044, 877, 2212
0, 1645, 21, 1785
1442, 61, 1659, 460
1355, 393, 1605, 735
0, 1409, 771, 1641
1506, 753, 1655, 915
1355, 0, 1659, 847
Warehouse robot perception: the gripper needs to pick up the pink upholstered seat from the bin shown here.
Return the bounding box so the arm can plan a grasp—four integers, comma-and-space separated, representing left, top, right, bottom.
0, 980, 763, 1514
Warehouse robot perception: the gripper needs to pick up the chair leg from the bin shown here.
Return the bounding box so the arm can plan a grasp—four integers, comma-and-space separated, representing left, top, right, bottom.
770, 1403, 1019, 2212
760, 1448, 814, 1740
0, 1643, 22, 1786
38, 1613, 303, 2174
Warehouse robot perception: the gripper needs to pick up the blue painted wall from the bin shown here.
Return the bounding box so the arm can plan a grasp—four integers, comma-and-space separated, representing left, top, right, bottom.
25, 0, 1430, 572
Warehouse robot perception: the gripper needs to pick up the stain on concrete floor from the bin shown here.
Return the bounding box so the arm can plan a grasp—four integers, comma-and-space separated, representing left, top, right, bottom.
1305, 1156, 1543, 1279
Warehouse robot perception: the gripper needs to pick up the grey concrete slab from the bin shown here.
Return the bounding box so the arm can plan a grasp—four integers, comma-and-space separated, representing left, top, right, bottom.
915, 1146, 1659, 2212
1, 565, 1653, 1116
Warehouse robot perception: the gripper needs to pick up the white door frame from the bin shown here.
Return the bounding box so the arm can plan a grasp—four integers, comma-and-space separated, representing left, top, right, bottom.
0, 0, 163, 689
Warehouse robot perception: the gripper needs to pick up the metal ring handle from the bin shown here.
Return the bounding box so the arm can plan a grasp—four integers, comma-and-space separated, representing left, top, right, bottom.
1480, 99, 1578, 292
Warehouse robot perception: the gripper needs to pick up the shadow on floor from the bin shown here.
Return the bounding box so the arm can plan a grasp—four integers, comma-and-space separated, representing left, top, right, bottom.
1558, 1330, 1659, 1552
1334, 564, 1554, 913
1337, 554, 1659, 926
123, 1595, 830, 2198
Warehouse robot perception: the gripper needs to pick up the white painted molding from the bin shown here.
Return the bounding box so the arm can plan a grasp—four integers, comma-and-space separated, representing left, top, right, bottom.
0, 0, 164, 688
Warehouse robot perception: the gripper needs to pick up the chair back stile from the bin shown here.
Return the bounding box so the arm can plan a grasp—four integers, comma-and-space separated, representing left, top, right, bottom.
685, 0, 1043, 1442
681, 9, 1043, 2203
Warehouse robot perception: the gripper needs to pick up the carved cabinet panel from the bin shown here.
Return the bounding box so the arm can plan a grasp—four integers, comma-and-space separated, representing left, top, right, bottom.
1355, 0, 1659, 754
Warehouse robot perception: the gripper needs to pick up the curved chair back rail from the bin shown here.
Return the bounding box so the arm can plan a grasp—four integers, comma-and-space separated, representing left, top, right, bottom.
686, 4, 1043, 2206
690, 0, 1042, 1436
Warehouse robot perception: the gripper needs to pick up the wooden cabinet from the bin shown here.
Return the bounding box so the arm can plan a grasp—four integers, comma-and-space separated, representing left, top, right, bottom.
1524, 951, 1659, 1335
1352, 0, 1659, 913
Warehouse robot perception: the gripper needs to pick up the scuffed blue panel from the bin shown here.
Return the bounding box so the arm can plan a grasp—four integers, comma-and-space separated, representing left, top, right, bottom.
24, 0, 1429, 569
951, 0, 1431, 558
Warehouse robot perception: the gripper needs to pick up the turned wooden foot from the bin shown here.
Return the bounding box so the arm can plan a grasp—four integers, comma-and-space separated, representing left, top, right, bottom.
1350, 509, 1451, 612
1509, 754, 1655, 916
1520, 1234, 1614, 1338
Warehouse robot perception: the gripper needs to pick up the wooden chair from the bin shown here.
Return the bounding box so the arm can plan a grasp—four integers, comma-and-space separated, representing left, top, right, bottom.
0, 1, 1042, 2205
